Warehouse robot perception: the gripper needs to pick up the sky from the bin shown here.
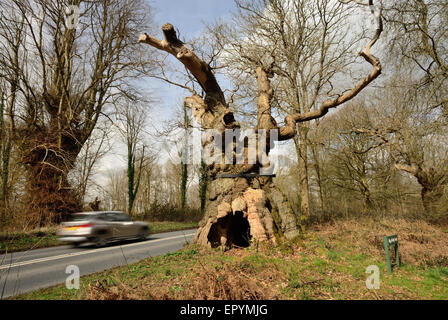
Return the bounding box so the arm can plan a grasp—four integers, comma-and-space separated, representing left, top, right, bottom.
149, 0, 235, 36
143, 0, 238, 123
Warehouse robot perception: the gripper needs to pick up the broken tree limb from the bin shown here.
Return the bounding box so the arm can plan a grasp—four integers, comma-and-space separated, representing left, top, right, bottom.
139, 23, 225, 104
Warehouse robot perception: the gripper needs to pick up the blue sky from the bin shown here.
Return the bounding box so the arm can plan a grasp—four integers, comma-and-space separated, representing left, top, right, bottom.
141, 1, 238, 123
149, 0, 235, 36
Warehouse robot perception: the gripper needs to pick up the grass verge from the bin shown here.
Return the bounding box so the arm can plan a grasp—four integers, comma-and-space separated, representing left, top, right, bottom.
12, 216, 448, 300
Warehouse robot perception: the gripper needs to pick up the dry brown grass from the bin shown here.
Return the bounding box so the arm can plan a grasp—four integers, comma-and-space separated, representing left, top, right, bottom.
85, 216, 448, 300
86, 246, 286, 300
311, 216, 448, 268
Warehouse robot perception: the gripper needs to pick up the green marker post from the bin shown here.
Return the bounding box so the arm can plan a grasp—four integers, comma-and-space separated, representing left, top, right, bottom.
383, 235, 400, 274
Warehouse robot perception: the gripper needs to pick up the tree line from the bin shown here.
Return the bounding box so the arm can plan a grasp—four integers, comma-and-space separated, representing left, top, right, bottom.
0, 0, 447, 233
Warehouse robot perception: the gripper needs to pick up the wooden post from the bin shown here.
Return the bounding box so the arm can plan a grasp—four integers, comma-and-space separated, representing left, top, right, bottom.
383, 235, 399, 274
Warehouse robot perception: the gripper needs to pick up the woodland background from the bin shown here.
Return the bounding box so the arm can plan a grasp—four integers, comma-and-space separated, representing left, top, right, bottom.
0, 0, 447, 231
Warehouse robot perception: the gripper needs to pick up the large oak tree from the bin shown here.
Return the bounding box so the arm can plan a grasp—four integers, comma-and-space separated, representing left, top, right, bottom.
139, 0, 383, 247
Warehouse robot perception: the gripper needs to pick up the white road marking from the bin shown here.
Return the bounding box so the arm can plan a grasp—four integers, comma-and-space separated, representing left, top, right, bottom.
0, 232, 195, 271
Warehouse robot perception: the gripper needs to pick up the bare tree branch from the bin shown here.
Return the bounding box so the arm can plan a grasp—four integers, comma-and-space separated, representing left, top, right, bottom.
278, 0, 383, 140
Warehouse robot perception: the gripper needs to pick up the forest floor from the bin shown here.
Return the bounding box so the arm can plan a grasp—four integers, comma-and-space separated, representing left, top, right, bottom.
0, 221, 198, 254
12, 216, 448, 300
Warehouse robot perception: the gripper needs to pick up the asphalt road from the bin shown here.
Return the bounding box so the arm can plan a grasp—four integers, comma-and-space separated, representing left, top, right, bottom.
0, 228, 197, 299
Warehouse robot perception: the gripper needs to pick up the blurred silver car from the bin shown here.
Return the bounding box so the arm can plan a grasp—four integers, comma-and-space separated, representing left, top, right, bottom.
57, 211, 150, 247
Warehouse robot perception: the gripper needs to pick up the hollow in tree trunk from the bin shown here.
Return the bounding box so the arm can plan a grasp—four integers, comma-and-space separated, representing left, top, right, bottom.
194, 175, 300, 247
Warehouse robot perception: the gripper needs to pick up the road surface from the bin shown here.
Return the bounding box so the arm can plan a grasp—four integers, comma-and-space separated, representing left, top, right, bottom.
0, 229, 197, 298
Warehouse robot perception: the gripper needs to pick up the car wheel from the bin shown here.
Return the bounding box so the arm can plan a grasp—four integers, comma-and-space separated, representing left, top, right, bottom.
139, 227, 149, 240
93, 233, 109, 247
72, 242, 81, 248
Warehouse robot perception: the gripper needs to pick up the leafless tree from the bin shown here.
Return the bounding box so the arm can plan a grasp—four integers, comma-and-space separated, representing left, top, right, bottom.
104, 169, 127, 211
0, 0, 155, 226
138, 0, 383, 247
313, 103, 393, 211
0, 92, 11, 220
207, 0, 379, 222
113, 100, 149, 216
355, 78, 448, 216
69, 120, 112, 206
384, 0, 448, 116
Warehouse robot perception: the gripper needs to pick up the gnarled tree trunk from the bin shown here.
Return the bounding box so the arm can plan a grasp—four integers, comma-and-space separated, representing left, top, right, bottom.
194, 174, 300, 248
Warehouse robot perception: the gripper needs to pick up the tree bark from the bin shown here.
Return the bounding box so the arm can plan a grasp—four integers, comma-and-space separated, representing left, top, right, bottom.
0, 97, 10, 220
199, 159, 208, 214
23, 130, 82, 226
421, 186, 437, 215
294, 126, 311, 223
394, 163, 442, 215
1, 140, 11, 217
180, 104, 189, 210
193, 175, 300, 248
310, 142, 325, 213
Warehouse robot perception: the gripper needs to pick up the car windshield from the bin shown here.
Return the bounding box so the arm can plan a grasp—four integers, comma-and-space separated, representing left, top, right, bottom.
108, 212, 132, 221
70, 214, 97, 221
